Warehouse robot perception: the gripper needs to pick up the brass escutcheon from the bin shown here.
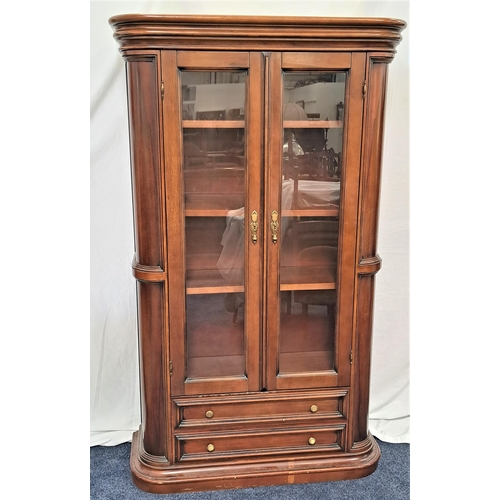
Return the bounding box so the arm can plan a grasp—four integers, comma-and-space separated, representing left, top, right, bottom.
271, 210, 279, 243
250, 210, 258, 243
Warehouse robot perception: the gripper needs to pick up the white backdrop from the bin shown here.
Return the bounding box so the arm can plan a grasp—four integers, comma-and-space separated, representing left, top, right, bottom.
90, 0, 410, 446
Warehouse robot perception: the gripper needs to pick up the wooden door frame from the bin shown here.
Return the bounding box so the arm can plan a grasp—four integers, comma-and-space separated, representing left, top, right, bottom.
264, 51, 367, 391
163, 50, 263, 396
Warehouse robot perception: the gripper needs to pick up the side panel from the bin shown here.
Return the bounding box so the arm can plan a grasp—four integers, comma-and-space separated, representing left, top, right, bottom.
125, 53, 164, 268
136, 281, 167, 457
351, 53, 391, 445
124, 51, 169, 459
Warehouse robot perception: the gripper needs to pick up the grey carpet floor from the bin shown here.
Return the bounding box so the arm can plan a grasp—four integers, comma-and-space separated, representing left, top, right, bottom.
90, 438, 409, 499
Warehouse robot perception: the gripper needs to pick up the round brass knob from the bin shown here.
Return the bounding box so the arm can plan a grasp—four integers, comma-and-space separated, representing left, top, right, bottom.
308, 437, 316, 446
205, 410, 214, 419
310, 405, 318, 413
207, 443, 215, 452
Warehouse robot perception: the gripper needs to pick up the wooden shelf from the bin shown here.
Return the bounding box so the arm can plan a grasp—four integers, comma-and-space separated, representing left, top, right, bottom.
185, 193, 245, 216
183, 119, 340, 129
183, 120, 245, 129
284, 120, 343, 129
185, 206, 339, 217
186, 209, 339, 217
280, 265, 336, 291
186, 269, 244, 295
183, 120, 341, 129
283, 206, 339, 217
185, 267, 335, 294
280, 282, 335, 291
185, 209, 235, 217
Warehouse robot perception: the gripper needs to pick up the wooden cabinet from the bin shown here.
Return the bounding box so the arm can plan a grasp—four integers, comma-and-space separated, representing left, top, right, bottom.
110, 14, 405, 494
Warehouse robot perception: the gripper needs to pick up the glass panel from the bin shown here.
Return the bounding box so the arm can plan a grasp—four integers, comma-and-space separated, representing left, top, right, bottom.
181, 71, 247, 379
186, 293, 245, 378
279, 72, 345, 374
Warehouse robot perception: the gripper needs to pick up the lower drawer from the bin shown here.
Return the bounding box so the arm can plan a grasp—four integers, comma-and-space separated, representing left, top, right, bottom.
175, 425, 345, 462
174, 389, 347, 427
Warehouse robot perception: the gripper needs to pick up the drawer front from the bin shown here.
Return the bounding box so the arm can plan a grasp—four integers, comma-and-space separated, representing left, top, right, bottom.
175, 425, 345, 462
174, 390, 347, 427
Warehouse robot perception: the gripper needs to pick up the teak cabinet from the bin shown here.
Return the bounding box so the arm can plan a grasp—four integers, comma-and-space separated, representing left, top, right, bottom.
110, 14, 405, 494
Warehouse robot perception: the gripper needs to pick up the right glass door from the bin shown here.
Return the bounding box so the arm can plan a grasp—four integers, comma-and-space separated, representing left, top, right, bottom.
266, 52, 365, 391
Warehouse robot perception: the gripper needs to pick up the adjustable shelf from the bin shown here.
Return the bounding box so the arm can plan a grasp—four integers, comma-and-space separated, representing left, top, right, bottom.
185, 266, 336, 294
186, 269, 244, 295
283, 120, 343, 129
280, 265, 336, 291
183, 120, 245, 128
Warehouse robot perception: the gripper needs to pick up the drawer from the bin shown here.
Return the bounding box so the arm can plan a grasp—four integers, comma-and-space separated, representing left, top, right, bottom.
175, 425, 345, 462
174, 389, 347, 427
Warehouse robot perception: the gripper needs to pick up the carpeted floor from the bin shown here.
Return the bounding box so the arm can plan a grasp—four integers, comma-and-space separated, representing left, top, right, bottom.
90, 438, 409, 499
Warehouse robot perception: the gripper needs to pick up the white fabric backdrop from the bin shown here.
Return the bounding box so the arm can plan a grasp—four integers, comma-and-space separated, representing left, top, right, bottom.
90, 0, 410, 446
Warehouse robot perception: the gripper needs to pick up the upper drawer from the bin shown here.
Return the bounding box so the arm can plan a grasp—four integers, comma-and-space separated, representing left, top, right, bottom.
173, 389, 347, 427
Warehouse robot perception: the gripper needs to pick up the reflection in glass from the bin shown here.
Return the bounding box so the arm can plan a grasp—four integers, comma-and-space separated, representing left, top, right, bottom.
181, 71, 247, 379
181, 71, 246, 121
279, 72, 345, 374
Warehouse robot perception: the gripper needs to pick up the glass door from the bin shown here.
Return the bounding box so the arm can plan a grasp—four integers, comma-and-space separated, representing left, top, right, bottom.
166, 52, 263, 396
183, 68, 247, 388
265, 52, 366, 390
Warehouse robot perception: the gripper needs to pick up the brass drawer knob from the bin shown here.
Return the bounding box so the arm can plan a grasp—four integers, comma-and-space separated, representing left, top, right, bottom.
308, 437, 316, 446
207, 443, 215, 452
310, 405, 318, 413
205, 410, 214, 419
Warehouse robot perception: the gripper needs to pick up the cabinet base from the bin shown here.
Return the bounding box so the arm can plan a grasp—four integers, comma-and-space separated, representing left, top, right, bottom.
129, 428, 380, 494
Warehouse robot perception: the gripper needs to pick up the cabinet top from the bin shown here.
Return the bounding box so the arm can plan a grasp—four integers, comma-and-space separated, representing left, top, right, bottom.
109, 14, 406, 55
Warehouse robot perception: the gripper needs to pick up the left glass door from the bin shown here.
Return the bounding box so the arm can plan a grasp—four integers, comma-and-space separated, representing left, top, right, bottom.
183, 68, 247, 386
164, 51, 262, 396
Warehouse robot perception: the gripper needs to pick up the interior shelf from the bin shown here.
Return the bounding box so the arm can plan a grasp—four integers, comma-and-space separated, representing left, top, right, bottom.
282, 207, 339, 217
185, 209, 339, 217
185, 267, 336, 294
280, 265, 336, 291
183, 120, 245, 128
184, 196, 339, 217
185, 209, 235, 217
186, 269, 244, 295
185, 193, 245, 216
183, 119, 342, 129
283, 120, 343, 129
